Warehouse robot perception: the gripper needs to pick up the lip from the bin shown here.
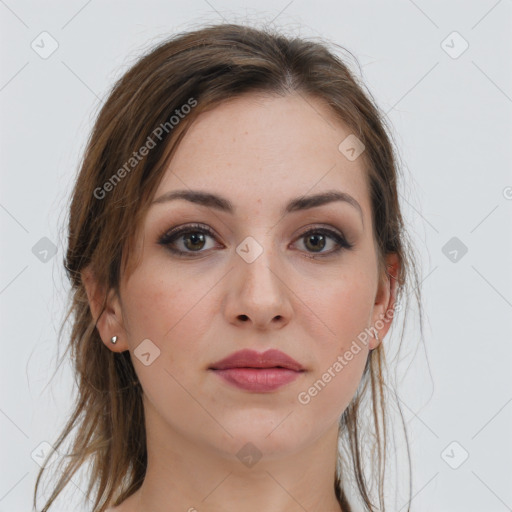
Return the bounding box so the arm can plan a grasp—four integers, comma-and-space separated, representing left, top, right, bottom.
209, 349, 306, 392
209, 348, 305, 371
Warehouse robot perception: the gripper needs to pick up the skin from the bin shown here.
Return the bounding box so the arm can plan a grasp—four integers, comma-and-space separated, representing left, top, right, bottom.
83, 92, 399, 512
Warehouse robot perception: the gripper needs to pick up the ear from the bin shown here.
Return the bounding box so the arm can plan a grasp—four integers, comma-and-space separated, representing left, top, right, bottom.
369, 252, 400, 350
81, 265, 129, 352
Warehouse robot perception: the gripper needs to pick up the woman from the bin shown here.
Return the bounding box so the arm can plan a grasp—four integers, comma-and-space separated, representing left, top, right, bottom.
34, 22, 423, 512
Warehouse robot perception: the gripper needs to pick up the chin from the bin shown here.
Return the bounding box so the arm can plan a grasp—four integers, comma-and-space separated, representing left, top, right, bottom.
211, 417, 307, 457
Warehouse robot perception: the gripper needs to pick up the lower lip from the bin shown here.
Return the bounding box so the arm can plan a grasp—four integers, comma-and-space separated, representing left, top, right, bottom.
211, 368, 303, 392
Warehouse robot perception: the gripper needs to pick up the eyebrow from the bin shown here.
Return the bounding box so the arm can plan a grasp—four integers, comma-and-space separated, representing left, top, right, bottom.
151, 189, 364, 224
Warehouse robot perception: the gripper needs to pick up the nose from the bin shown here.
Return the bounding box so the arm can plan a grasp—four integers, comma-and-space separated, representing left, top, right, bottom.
224, 239, 293, 331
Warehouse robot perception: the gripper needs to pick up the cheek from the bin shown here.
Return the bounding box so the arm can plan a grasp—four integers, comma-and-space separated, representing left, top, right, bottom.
121, 270, 210, 414
316, 269, 375, 350
299, 303, 370, 421
299, 353, 366, 426
294, 271, 374, 418
122, 260, 218, 369
124, 255, 188, 334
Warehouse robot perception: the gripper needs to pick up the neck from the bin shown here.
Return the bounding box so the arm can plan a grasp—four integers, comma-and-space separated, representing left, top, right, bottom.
127, 397, 346, 512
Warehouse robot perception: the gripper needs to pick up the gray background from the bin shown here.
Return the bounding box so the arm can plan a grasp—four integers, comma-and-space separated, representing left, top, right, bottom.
1, 1, 511, 511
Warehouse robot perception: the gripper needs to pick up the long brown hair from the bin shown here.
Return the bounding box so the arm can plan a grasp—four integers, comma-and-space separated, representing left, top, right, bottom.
33, 22, 424, 512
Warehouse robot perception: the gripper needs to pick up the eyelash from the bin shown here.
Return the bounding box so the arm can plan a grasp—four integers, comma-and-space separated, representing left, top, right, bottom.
158, 223, 354, 259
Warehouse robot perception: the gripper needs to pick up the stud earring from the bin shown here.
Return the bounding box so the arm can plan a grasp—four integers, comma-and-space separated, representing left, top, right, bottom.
371, 331, 379, 351
110, 335, 118, 344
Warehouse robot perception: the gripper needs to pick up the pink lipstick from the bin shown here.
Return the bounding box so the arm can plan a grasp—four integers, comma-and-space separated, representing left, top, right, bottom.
209, 348, 305, 392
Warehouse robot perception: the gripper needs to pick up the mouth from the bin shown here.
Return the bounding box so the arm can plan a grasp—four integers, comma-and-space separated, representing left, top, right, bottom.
209, 348, 305, 372
210, 367, 304, 392
208, 349, 306, 392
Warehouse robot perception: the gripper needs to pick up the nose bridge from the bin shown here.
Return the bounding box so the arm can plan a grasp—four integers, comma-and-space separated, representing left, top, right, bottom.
228, 230, 292, 327
235, 232, 279, 291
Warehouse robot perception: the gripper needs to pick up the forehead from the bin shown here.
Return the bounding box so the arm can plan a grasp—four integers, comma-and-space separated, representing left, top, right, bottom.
153, 92, 369, 217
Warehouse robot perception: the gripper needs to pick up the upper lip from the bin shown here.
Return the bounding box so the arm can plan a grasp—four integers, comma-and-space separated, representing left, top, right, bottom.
209, 349, 305, 372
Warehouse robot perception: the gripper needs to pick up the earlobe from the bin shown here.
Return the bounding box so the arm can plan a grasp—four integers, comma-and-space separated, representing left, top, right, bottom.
370, 253, 401, 350
385, 253, 400, 313
81, 266, 129, 352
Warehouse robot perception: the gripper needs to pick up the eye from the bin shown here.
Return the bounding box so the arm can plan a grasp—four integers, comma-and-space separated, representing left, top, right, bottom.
293, 226, 354, 258
158, 223, 354, 258
158, 223, 219, 257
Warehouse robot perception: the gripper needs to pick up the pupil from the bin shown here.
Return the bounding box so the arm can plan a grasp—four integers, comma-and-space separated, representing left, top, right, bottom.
307, 234, 325, 252
183, 232, 327, 252
186, 233, 205, 250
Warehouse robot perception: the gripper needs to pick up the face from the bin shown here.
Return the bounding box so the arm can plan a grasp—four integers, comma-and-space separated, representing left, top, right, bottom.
87, 92, 398, 462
